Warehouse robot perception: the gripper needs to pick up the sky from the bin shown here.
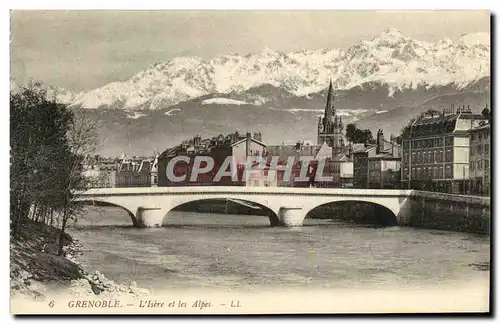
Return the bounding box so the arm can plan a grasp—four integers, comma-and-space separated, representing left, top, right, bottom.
10, 10, 490, 92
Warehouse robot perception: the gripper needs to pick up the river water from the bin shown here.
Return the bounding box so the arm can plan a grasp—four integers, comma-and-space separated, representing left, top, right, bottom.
68, 206, 490, 295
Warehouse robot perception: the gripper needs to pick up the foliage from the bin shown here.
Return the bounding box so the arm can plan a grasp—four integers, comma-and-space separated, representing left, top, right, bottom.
10, 82, 100, 255
345, 123, 375, 144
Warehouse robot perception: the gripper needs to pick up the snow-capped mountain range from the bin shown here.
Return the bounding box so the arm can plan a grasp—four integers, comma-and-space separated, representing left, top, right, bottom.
38, 28, 489, 111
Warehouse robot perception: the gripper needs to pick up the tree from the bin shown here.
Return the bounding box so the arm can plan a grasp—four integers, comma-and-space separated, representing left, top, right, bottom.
345, 123, 375, 144
10, 82, 73, 238
10, 82, 101, 254
55, 110, 101, 255
345, 123, 357, 143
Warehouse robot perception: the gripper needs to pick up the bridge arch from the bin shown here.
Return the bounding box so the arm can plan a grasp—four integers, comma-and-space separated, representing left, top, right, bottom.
164, 197, 281, 226
73, 198, 140, 227
305, 200, 399, 226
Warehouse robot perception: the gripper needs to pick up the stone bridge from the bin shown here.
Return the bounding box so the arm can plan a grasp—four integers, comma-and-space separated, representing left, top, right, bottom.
74, 187, 413, 227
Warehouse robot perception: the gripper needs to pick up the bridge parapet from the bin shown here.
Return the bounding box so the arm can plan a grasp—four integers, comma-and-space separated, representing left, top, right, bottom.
75, 187, 414, 228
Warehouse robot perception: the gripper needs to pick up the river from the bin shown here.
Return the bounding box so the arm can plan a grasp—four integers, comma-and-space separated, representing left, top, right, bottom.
68, 206, 490, 295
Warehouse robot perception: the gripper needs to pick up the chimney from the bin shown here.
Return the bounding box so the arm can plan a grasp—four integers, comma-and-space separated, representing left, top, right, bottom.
376, 129, 384, 154
246, 132, 252, 157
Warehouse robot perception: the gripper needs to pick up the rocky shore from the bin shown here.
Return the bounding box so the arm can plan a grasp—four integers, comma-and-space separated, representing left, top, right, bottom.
10, 220, 149, 301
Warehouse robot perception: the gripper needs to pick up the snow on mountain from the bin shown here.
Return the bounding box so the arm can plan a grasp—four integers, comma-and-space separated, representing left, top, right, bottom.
10, 78, 83, 104
202, 98, 251, 106
64, 29, 490, 110
164, 108, 181, 116
126, 111, 147, 119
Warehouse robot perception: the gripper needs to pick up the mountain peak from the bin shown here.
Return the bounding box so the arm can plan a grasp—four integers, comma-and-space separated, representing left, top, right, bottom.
57, 30, 490, 110
371, 28, 408, 45
382, 27, 404, 37
261, 46, 278, 56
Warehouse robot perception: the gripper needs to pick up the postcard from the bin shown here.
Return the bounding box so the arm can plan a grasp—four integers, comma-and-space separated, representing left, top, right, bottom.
10, 10, 491, 315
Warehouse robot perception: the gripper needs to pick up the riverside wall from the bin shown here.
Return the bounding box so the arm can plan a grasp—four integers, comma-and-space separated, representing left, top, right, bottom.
399, 191, 491, 234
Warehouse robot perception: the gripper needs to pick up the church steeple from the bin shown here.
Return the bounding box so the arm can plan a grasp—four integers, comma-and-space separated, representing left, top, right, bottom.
324, 79, 335, 121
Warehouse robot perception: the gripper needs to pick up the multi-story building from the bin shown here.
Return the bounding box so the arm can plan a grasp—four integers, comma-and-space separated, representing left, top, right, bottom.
468, 122, 490, 196
98, 161, 118, 188
401, 106, 488, 193
353, 130, 401, 189
157, 132, 265, 187
116, 158, 152, 187
81, 156, 118, 188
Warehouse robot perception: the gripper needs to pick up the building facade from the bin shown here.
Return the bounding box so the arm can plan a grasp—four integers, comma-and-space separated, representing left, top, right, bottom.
468, 123, 490, 196
157, 132, 265, 187
353, 130, 401, 189
401, 106, 488, 194
116, 158, 152, 188
81, 156, 118, 188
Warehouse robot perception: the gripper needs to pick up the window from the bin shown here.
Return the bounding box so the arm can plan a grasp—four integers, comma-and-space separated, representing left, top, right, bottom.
485, 144, 489, 155
403, 167, 409, 179
445, 164, 453, 179
403, 153, 409, 164
412, 141, 417, 149
477, 161, 482, 170
439, 166, 444, 179
470, 161, 475, 171
478, 134, 483, 141
411, 153, 416, 164
485, 160, 489, 171
403, 141, 409, 150
445, 149, 452, 162
470, 134, 475, 141
484, 132, 489, 140
445, 136, 453, 146
412, 168, 416, 179
477, 145, 483, 155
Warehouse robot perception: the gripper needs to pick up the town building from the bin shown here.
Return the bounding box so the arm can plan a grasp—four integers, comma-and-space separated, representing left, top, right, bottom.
401, 105, 488, 193
81, 156, 119, 188
116, 158, 152, 188
353, 130, 401, 189
157, 132, 265, 187
309, 141, 354, 188
150, 154, 159, 187
468, 122, 490, 196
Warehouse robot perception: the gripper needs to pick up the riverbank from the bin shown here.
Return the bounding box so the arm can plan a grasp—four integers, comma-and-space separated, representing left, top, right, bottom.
10, 218, 149, 301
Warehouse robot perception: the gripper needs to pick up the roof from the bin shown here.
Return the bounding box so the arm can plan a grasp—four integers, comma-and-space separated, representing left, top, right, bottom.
410, 112, 487, 137
352, 144, 376, 154
313, 142, 332, 161
469, 123, 490, 132
231, 137, 266, 147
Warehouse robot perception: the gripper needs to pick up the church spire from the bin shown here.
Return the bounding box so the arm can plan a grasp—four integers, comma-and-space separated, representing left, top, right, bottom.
324, 79, 335, 119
